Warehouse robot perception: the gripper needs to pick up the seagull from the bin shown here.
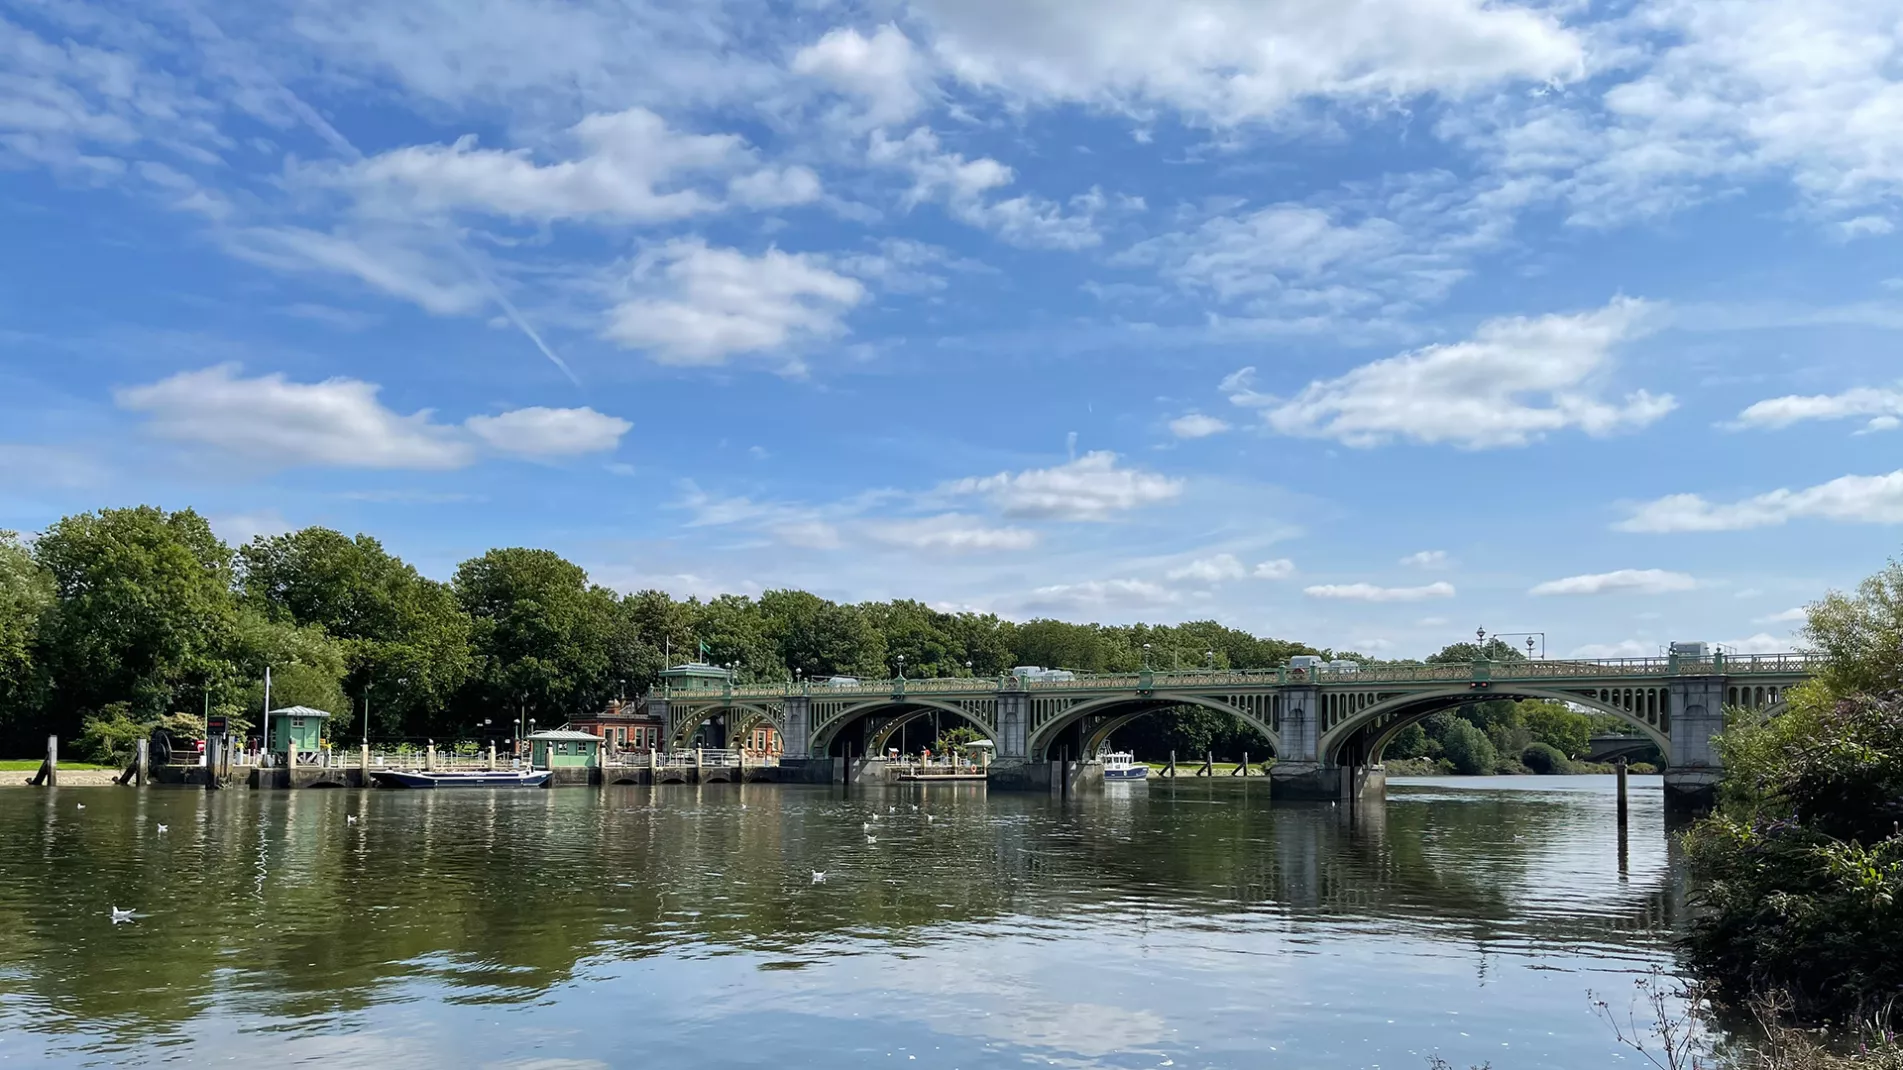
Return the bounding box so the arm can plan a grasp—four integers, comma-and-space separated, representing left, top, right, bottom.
155, 823, 168, 834
926, 814, 935, 823
910, 804, 919, 812
811, 871, 826, 883
866, 835, 877, 845
110, 906, 134, 924
346, 815, 358, 826
862, 821, 871, 831
889, 805, 897, 813
75, 803, 85, 811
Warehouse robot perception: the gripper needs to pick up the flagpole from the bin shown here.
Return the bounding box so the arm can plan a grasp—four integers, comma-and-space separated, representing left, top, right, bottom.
262, 665, 272, 765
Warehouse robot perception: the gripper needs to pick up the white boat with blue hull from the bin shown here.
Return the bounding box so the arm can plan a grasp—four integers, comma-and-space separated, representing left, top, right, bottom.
371, 769, 551, 789
1101, 752, 1149, 781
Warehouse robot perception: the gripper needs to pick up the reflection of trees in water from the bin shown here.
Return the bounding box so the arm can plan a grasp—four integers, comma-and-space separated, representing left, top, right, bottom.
0, 782, 1680, 1048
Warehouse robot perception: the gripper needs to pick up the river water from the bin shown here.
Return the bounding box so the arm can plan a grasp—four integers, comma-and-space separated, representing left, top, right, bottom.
0, 776, 1685, 1068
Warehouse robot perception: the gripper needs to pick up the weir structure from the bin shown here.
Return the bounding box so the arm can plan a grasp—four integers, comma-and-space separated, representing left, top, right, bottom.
652, 652, 1815, 807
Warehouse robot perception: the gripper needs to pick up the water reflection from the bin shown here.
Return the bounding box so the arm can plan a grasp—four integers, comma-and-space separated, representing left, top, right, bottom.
0, 776, 1682, 1068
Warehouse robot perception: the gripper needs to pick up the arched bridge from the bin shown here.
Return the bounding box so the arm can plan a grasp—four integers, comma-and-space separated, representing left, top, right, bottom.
651, 652, 1813, 806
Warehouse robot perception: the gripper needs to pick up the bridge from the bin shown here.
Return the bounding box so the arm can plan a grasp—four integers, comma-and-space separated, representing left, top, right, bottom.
651, 652, 1815, 807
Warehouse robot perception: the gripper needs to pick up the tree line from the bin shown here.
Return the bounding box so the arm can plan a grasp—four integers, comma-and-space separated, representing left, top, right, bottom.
0, 505, 1373, 759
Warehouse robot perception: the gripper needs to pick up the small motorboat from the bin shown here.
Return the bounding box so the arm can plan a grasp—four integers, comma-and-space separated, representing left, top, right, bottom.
371, 769, 551, 789
1101, 751, 1150, 782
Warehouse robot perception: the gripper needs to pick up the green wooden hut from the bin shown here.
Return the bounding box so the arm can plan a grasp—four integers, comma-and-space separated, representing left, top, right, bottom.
268, 706, 331, 757
528, 729, 603, 769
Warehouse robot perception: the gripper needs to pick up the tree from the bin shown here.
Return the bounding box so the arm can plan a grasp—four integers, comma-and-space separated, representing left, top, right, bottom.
239, 527, 472, 737
1520, 700, 1593, 758
1441, 720, 1497, 775
33, 507, 240, 735
1387, 722, 1431, 760
0, 531, 52, 748
454, 548, 618, 730
760, 589, 885, 678
1803, 560, 1903, 696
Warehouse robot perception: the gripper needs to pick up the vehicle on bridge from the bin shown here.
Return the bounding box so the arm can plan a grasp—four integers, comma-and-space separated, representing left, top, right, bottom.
1013, 666, 1076, 682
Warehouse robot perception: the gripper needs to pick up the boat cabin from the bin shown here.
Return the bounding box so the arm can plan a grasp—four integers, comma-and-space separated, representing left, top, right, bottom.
528, 729, 603, 769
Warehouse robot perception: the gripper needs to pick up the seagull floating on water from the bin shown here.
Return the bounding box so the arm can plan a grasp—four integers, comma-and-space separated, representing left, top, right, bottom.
910, 804, 919, 812
889, 805, 896, 813
109, 906, 134, 924
75, 803, 85, 811
346, 815, 358, 826
866, 835, 877, 845
155, 823, 168, 833
926, 814, 935, 823
811, 871, 826, 883
862, 821, 871, 831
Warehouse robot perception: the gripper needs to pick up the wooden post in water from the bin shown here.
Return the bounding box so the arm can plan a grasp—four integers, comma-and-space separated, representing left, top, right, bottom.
694, 746, 703, 783
1233, 751, 1248, 776
1199, 751, 1213, 778
44, 735, 57, 787
1616, 757, 1630, 875
487, 742, 496, 771
136, 737, 149, 786
1166, 750, 1176, 778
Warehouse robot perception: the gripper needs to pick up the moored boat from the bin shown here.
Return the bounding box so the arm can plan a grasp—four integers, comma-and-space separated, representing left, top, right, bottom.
1101, 752, 1149, 781
371, 769, 551, 789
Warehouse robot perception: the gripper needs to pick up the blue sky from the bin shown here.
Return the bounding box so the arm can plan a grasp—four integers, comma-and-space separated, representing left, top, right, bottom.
3, 0, 1900, 659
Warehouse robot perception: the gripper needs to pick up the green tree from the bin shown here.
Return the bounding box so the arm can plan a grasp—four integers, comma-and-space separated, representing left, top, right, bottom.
760, 590, 885, 678
688, 594, 779, 680
1803, 560, 1903, 696
0, 531, 52, 747
33, 507, 239, 736
454, 548, 619, 731
239, 527, 472, 737
1441, 720, 1497, 775
1387, 722, 1431, 760
1519, 699, 1593, 758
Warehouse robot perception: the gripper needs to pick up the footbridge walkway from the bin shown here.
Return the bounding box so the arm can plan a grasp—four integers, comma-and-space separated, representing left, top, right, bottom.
653, 652, 1815, 806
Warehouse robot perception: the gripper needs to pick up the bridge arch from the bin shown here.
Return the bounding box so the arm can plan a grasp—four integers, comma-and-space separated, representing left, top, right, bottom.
1316, 685, 1672, 767
809, 697, 995, 756
668, 701, 784, 749
1025, 692, 1282, 761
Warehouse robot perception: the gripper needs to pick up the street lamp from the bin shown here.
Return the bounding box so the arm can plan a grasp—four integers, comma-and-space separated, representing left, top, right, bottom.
1206, 650, 1216, 670
965, 659, 973, 677
1142, 643, 1152, 670
897, 654, 906, 680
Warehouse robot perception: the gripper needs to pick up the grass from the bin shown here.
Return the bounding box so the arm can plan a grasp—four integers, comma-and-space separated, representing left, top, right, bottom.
0, 758, 113, 771
1144, 761, 1269, 777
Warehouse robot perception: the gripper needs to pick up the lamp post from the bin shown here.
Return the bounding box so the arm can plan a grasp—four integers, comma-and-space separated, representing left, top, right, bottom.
1206, 649, 1215, 671
361, 668, 372, 745
965, 659, 973, 677
897, 654, 906, 680
1142, 643, 1151, 670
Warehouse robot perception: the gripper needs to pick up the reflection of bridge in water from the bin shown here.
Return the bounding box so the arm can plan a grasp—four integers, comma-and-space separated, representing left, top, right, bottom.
655, 653, 1815, 806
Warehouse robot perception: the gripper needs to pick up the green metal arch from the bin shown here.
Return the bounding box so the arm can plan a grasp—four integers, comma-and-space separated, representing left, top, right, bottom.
669, 701, 784, 748
1025, 692, 1282, 761
809, 696, 994, 754
1317, 685, 1672, 766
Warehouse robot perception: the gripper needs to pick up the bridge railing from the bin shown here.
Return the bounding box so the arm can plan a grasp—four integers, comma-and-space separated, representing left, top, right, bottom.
659, 652, 1819, 703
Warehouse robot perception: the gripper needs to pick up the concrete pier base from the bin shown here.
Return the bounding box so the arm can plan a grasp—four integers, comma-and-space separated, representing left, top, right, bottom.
1663, 768, 1721, 813
1269, 763, 1385, 804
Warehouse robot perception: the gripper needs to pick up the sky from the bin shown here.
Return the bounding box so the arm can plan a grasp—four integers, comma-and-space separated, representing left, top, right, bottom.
2, 0, 1899, 661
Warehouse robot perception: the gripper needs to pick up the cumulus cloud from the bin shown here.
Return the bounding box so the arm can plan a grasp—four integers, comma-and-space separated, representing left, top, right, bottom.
1528, 569, 1697, 596
1303, 581, 1455, 602
1167, 553, 1246, 583
792, 25, 931, 125
867, 515, 1039, 552
465, 406, 631, 456
909, 0, 1583, 125
117, 366, 630, 468
343, 107, 816, 222
1400, 550, 1450, 569
1253, 558, 1295, 580
1755, 607, 1808, 624
1024, 578, 1179, 612
868, 127, 1115, 249
1617, 469, 1903, 532
1732, 385, 1903, 434
605, 239, 866, 366
1227, 297, 1672, 448
116, 365, 471, 469
946, 451, 1182, 521
1168, 413, 1230, 439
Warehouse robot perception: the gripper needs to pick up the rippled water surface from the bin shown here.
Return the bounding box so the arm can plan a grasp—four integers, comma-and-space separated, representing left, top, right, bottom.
0, 776, 1684, 1068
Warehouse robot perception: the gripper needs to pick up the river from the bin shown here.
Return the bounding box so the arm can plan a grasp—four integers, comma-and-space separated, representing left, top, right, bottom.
0, 776, 1685, 1068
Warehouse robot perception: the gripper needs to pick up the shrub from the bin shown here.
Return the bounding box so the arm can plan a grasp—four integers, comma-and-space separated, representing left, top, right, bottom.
1387, 722, 1430, 759
1521, 741, 1572, 774
77, 702, 147, 765
1441, 720, 1497, 775
1628, 761, 1658, 774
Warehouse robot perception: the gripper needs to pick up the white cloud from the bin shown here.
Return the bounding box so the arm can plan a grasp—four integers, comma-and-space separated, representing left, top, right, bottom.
772, 520, 845, 550
1024, 578, 1179, 612
1304, 581, 1455, 602
465, 407, 631, 457
1230, 297, 1673, 448
1167, 554, 1246, 583
117, 366, 631, 469
605, 239, 866, 366
1400, 550, 1450, 569
208, 510, 294, 546
867, 127, 1114, 249
224, 226, 487, 315
866, 516, 1039, 552
1732, 385, 1903, 431
1253, 558, 1295, 580
116, 365, 472, 469
910, 0, 1583, 125
1755, 607, 1808, 624
1617, 469, 1903, 532
1723, 633, 1800, 656
343, 108, 796, 223
1168, 413, 1230, 439
792, 25, 930, 125
946, 451, 1183, 521
1528, 569, 1697, 596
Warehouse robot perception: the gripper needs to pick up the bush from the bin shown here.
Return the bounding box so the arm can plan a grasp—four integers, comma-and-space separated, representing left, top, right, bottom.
76, 702, 147, 765
1628, 761, 1658, 774
1387, 722, 1430, 759
1684, 690, 1903, 1022
1521, 741, 1572, 775
1441, 720, 1497, 775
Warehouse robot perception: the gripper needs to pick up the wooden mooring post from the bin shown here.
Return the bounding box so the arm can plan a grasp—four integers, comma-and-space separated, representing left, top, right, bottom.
1616, 757, 1630, 876
28, 735, 57, 787
1232, 751, 1248, 776
1165, 750, 1176, 778
136, 737, 149, 785
1197, 751, 1213, 778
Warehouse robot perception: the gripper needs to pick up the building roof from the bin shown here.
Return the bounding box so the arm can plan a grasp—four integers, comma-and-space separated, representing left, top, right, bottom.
267, 705, 333, 719
527, 730, 605, 742
659, 661, 732, 678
